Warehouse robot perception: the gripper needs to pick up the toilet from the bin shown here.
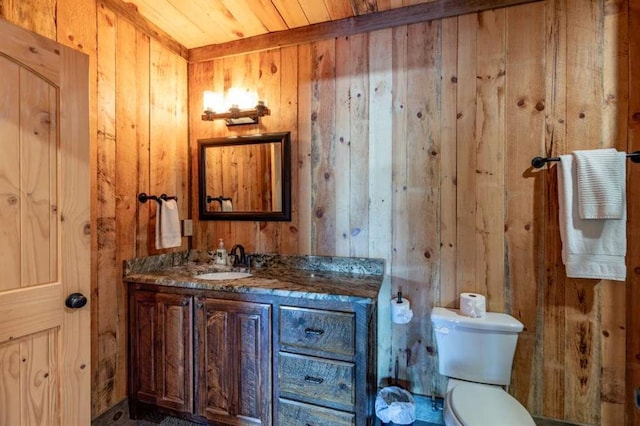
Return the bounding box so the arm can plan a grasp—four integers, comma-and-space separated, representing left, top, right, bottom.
431, 307, 535, 426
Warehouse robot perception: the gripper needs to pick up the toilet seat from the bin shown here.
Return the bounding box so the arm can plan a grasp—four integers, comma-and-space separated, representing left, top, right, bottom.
446, 382, 535, 426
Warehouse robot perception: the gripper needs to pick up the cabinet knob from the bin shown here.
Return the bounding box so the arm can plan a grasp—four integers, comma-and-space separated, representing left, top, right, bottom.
304, 328, 324, 336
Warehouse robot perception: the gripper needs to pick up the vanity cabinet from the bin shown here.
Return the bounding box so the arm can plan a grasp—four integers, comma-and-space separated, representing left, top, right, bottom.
129, 290, 193, 415
128, 287, 270, 425
126, 260, 380, 426
276, 306, 367, 426
195, 297, 271, 425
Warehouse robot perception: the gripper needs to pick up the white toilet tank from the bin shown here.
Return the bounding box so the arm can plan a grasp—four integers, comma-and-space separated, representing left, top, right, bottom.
431, 307, 524, 386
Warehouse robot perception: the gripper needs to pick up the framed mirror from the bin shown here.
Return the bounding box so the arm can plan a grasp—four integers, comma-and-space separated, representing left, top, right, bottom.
198, 132, 291, 221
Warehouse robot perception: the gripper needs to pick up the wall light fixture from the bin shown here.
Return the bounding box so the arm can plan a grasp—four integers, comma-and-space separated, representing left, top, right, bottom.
201, 88, 270, 126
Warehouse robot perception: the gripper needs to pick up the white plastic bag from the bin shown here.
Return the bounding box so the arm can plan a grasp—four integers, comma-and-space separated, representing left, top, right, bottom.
375, 386, 416, 425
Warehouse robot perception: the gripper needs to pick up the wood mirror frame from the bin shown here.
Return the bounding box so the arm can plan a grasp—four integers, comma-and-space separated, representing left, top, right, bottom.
198, 132, 291, 221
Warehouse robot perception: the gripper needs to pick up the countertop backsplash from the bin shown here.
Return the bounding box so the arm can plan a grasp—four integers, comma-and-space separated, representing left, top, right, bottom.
123, 250, 385, 302
124, 250, 384, 276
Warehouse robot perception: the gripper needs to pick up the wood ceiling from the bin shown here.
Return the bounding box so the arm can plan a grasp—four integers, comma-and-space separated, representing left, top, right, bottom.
116, 0, 436, 49
104, 0, 540, 61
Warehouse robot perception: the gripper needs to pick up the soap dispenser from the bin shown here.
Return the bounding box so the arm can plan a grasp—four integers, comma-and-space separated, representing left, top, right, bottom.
215, 238, 227, 265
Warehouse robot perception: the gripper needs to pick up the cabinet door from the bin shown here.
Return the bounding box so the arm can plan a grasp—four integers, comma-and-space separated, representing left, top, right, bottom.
130, 290, 193, 413
196, 297, 271, 425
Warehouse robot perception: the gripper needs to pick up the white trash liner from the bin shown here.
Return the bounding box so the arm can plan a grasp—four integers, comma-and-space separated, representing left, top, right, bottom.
375, 386, 416, 425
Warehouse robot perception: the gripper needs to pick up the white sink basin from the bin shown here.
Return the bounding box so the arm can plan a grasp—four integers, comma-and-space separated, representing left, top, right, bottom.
194, 272, 253, 281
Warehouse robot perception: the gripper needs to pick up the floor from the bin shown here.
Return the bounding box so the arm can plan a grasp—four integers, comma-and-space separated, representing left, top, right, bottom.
92, 397, 585, 426
93, 399, 443, 426
92, 402, 195, 426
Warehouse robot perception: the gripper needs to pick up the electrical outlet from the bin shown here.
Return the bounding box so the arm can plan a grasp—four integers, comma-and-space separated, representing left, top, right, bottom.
183, 219, 193, 237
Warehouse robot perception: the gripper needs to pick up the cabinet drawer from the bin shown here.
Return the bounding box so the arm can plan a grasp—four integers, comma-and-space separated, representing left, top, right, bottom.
278, 398, 355, 426
278, 352, 354, 410
279, 306, 354, 357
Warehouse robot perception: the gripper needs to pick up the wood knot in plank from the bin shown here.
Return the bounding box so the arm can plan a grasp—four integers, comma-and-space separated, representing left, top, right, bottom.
535, 101, 545, 111
579, 112, 586, 119
632, 112, 640, 122
7, 195, 18, 205
315, 208, 324, 218
289, 226, 298, 234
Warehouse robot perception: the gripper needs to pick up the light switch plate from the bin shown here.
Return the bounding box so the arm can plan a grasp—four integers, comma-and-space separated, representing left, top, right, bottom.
183, 219, 193, 237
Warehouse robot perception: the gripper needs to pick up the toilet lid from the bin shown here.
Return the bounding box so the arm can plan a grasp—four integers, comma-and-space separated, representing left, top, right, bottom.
450, 382, 535, 426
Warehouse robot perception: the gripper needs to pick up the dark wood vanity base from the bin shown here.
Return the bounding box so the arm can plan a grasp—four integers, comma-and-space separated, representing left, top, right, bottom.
126, 254, 382, 426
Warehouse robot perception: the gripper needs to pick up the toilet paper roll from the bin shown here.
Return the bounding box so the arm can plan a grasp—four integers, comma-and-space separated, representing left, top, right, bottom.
391, 296, 413, 324
460, 292, 486, 318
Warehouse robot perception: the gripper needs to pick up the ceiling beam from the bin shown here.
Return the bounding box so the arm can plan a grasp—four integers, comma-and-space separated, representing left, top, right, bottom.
189, 0, 542, 62
98, 0, 189, 60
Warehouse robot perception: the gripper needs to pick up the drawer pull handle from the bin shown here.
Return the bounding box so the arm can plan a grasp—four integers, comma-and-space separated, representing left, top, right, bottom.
304, 375, 324, 384
304, 328, 324, 336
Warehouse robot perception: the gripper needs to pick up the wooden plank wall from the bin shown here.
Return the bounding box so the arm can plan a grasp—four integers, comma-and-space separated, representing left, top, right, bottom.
1, 0, 638, 424
188, 1, 633, 424
0, 0, 189, 417
93, 3, 188, 416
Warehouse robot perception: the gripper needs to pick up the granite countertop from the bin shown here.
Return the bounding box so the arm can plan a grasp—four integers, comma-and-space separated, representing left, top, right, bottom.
124, 251, 384, 303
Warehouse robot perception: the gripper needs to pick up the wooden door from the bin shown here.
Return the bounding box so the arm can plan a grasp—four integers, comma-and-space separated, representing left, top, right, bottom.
0, 19, 90, 426
129, 289, 193, 415
196, 297, 271, 425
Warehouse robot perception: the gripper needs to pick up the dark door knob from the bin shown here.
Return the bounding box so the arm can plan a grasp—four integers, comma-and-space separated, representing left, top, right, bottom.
65, 292, 87, 309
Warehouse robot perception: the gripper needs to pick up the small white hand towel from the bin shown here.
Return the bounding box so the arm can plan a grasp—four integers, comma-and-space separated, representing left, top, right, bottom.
573, 148, 626, 219
155, 199, 182, 250
558, 155, 626, 281
221, 199, 233, 212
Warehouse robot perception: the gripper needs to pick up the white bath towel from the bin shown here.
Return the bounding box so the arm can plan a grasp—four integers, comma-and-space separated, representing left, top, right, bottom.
155, 199, 181, 249
557, 155, 626, 281
573, 148, 626, 219
221, 199, 233, 212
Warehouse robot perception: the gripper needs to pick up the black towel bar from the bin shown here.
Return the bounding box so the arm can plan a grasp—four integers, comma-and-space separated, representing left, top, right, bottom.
531, 151, 640, 169
206, 195, 232, 205
138, 193, 177, 203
